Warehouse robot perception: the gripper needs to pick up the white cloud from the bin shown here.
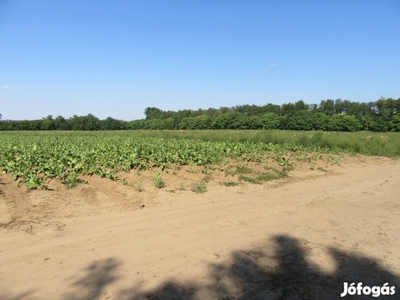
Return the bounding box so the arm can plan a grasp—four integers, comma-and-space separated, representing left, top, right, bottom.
3, 85, 10, 89
269, 63, 277, 66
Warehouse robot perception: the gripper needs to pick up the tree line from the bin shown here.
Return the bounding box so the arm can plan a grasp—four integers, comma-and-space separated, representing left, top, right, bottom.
1, 98, 399, 132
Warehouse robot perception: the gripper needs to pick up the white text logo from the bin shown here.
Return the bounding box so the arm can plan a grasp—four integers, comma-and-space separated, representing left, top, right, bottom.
341, 282, 396, 297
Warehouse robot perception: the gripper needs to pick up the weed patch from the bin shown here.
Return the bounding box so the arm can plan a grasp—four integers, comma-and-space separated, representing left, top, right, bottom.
191, 182, 207, 194
223, 180, 238, 187
154, 172, 165, 189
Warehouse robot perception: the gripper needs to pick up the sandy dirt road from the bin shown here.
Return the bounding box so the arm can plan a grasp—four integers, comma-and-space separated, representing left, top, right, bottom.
1, 157, 399, 299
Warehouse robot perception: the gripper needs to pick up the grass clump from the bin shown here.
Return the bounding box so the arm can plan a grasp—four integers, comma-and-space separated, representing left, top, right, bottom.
122, 178, 132, 186
123, 178, 145, 192
63, 172, 85, 189
177, 182, 186, 191
135, 181, 145, 192
235, 164, 253, 174
223, 180, 238, 187
153, 172, 166, 189
239, 168, 287, 184
191, 182, 207, 194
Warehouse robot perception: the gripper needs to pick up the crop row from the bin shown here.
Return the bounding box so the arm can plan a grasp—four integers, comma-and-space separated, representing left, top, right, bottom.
0, 135, 330, 189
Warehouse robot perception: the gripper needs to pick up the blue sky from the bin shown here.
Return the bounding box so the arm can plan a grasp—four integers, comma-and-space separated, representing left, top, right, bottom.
1, 0, 399, 121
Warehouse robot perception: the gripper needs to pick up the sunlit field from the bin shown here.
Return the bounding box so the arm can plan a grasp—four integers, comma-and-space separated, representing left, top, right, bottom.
3, 129, 400, 156
0, 130, 398, 190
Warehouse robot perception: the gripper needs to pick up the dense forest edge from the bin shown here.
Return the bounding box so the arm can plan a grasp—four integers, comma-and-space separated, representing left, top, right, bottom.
1, 97, 400, 132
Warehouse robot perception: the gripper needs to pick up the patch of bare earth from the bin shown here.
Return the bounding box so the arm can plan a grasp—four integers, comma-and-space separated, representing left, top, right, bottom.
0, 155, 399, 299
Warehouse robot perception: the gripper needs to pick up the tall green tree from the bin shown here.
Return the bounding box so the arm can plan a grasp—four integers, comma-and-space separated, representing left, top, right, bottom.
327, 114, 362, 132
212, 112, 246, 129
41, 115, 55, 130
259, 113, 282, 129
144, 107, 163, 120
319, 99, 335, 115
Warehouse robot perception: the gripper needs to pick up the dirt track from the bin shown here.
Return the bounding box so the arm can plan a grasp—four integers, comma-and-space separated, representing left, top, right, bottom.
1, 156, 399, 299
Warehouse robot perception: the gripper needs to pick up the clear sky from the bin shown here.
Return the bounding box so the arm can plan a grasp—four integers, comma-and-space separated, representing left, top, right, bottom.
1, 0, 399, 121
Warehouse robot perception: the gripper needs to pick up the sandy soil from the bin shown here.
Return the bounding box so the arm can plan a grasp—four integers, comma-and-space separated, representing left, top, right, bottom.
0, 156, 399, 299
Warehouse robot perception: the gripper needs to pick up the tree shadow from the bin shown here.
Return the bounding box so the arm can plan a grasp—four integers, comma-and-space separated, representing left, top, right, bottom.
62, 257, 120, 300
118, 234, 399, 299
8, 235, 394, 299
0, 290, 37, 300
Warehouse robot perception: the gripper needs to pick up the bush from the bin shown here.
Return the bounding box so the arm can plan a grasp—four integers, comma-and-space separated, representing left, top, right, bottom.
259, 113, 282, 129
212, 112, 247, 129
327, 114, 362, 132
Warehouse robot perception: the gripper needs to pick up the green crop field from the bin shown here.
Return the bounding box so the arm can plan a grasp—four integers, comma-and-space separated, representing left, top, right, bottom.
0, 130, 399, 190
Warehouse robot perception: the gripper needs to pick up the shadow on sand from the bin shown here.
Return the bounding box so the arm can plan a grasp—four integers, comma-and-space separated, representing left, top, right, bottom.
62, 257, 120, 300
2, 234, 399, 300
118, 234, 399, 299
